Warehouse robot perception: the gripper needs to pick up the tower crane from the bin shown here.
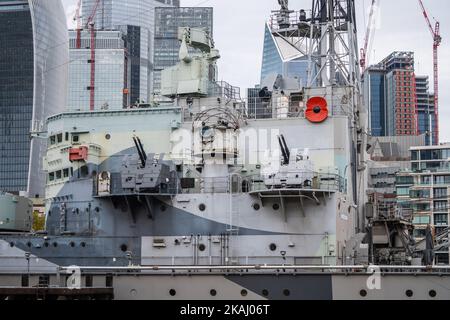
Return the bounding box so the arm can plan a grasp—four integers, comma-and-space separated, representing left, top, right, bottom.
360, 0, 379, 72
418, 0, 441, 144
86, 0, 102, 111
74, 0, 82, 49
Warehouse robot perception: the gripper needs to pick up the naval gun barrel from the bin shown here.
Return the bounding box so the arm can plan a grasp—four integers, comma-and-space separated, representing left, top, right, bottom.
278, 134, 290, 165
133, 135, 147, 167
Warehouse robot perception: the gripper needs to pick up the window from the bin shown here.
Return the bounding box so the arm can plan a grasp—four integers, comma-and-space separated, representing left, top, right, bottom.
63, 168, 69, 178
72, 135, 79, 143
55, 170, 62, 180
434, 201, 448, 212
50, 136, 56, 145
410, 189, 430, 198
434, 188, 447, 199
413, 228, 427, 238
421, 176, 431, 185
57, 133, 63, 143
434, 214, 448, 226
413, 216, 430, 225
396, 187, 410, 196
49, 172, 55, 182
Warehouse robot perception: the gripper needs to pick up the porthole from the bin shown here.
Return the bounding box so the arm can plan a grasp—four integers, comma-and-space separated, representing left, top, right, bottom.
210, 289, 217, 296
44, 242, 49, 248
283, 289, 291, 296
262, 289, 269, 297
70, 242, 75, 248
120, 244, 128, 252
405, 290, 413, 297
80, 242, 86, 248
199, 203, 206, 212
105, 134, 111, 140
95, 207, 100, 213
198, 244, 206, 252
252, 203, 260, 211
269, 243, 277, 251
9, 242, 14, 248
360, 289, 367, 297
169, 289, 176, 296
273, 203, 280, 211
53, 242, 58, 248
429, 290, 437, 298
27, 242, 32, 248
241, 289, 248, 297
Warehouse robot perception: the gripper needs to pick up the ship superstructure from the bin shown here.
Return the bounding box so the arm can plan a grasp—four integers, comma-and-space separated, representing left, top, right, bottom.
0, 0, 449, 300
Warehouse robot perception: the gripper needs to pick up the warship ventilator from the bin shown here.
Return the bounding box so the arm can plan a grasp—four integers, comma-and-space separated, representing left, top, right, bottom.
0, 0, 449, 300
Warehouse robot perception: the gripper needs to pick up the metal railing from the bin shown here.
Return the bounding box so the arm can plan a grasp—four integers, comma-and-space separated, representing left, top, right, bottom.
244, 97, 348, 120
55, 264, 450, 275
180, 172, 343, 194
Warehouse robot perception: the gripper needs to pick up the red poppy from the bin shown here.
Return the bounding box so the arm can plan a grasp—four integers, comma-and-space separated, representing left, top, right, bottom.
306, 96, 328, 123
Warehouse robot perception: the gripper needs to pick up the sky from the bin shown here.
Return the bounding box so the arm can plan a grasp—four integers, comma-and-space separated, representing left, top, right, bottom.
61, 0, 450, 142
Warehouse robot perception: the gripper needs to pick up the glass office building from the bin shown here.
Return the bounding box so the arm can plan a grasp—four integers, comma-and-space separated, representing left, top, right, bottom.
153, 7, 213, 95
365, 70, 386, 136
68, 30, 127, 111
82, 0, 179, 102
0, 0, 68, 196
260, 23, 309, 87
416, 76, 436, 145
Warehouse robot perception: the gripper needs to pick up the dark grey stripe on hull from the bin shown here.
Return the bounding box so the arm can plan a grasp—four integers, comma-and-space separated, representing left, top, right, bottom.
225, 274, 333, 300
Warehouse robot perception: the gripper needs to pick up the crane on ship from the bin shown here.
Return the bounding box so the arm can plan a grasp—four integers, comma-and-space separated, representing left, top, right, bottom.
418, 0, 441, 144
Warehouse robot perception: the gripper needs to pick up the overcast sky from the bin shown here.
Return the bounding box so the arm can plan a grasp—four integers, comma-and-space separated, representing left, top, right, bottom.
62, 0, 450, 142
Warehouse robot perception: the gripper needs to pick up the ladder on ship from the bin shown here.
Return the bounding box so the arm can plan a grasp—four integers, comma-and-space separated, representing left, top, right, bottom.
226, 174, 241, 265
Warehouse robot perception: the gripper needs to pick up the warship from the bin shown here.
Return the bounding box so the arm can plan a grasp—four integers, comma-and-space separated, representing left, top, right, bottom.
0, 0, 449, 300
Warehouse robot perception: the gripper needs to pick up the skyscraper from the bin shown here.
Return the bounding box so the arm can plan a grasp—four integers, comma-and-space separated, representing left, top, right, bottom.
416, 76, 436, 145
260, 23, 310, 86
153, 6, 213, 96
81, 0, 179, 103
0, 0, 68, 197
364, 52, 437, 145
68, 30, 128, 111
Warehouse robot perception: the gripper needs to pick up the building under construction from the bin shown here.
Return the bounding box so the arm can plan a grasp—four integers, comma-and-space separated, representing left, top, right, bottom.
364, 52, 438, 145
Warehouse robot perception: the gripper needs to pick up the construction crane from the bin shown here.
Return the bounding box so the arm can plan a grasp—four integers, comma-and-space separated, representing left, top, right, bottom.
86, 0, 102, 111
74, 0, 82, 49
418, 0, 441, 144
360, 0, 379, 72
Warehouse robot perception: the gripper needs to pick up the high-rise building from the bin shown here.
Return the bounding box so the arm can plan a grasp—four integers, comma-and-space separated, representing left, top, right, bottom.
396, 144, 450, 264
260, 23, 310, 86
0, 0, 68, 197
415, 76, 436, 145
68, 30, 128, 111
81, 0, 179, 103
364, 52, 438, 145
153, 6, 213, 96
364, 67, 386, 137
